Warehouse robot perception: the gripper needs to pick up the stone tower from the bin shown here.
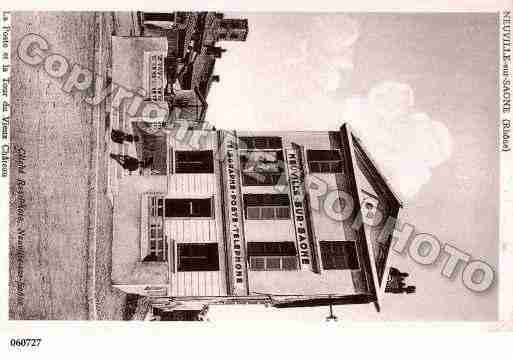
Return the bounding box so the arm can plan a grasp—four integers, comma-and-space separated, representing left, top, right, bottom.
216, 18, 249, 41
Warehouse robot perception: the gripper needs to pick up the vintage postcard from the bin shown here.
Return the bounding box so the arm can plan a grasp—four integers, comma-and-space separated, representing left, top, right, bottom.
1, 3, 513, 353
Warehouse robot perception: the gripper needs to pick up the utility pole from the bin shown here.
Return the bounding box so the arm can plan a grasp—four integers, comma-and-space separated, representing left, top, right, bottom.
325, 297, 338, 322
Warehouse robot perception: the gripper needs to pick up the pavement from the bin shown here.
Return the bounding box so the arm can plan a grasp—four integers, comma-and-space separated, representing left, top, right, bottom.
9, 12, 98, 320
88, 11, 143, 320
9, 11, 141, 320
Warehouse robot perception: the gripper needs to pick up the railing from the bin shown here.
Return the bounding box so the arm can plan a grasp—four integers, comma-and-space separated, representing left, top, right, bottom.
249, 256, 299, 271
245, 205, 290, 220
308, 160, 343, 173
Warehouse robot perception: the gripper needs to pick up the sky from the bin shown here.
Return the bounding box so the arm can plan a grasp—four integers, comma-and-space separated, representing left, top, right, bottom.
207, 13, 499, 320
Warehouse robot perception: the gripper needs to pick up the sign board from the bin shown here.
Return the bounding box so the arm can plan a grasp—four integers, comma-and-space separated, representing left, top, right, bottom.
285, 145, 316, 272
143, 51, 166, 102
221, 132, 249, 295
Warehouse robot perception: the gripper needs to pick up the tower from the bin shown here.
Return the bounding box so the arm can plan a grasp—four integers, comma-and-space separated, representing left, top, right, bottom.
216, 18, 249, 41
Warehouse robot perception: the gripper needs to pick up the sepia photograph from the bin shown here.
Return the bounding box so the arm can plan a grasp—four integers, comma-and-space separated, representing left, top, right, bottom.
3, 9, 505, 325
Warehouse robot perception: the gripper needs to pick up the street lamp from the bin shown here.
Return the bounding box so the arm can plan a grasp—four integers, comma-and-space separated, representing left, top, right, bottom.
325, 296, 338, 322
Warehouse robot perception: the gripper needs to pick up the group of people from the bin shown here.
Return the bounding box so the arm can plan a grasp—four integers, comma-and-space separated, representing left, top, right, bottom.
110, 129, 152, 173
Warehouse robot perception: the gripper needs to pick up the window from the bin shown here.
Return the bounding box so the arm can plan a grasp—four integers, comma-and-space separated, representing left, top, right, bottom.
247, 242, 298, 271
307, 150, 343, 173
143, 196, 167, 262
361, 190, 387, 225
145, 223, 168, 262
320, 241, 359, 270
177, 243, 219, 271
238, 137, 284, 186
175, 150, 214, 173
239, 136, 283, 150
247, 242, 297, 256
149, 223, 163, 239
143, 13, 176, 22
244, 194, 291, 220
240, 150, 284, 186
158, 198, 213, 218
249, 256, 298, 271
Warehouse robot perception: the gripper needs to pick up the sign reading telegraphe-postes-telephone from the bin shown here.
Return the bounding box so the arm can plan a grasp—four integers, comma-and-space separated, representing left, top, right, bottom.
222, 131, 249, 296
285, 145, 315, 272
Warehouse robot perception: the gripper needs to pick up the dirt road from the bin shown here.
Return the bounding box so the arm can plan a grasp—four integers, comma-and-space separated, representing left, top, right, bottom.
8, 12, 135, 320
8, 12, 98, 320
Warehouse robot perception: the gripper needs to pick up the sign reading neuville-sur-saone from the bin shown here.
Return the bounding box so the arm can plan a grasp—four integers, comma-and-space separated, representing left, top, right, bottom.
285, 145, 315, 272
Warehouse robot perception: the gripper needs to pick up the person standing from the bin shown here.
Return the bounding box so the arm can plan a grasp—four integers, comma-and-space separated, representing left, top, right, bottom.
110, 154, 143, 173
111, 129, 140, 144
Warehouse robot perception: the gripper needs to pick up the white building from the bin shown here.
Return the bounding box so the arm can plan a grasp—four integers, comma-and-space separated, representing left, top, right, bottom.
110, 124, 403, 317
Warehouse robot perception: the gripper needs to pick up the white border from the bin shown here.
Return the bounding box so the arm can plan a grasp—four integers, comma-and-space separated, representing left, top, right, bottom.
0, 10, 10, 328
499, 10, 513, 323
1, 1, 513, 358
0, 0, 510, 12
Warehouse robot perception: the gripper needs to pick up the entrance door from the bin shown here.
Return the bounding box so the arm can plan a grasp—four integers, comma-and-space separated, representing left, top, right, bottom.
135, 127, 168, 175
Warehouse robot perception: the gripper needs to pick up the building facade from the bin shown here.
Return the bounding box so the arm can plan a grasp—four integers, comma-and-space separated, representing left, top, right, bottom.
108, 12, 248, 184
111, 124, 403, 314
140, 11, 249, 123
108, 14, 406, 317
